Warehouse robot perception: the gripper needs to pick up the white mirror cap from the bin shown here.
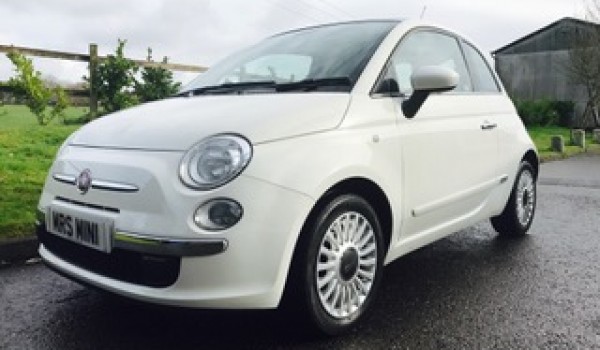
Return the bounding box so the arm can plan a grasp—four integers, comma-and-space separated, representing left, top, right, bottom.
411, 66, 459, 92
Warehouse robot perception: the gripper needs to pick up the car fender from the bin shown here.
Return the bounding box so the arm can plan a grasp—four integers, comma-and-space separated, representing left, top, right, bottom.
244, 127, 403, 255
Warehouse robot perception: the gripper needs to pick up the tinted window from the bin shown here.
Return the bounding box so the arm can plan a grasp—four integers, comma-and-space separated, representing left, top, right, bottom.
384, 30, 472, 95
463, 43, 500, 92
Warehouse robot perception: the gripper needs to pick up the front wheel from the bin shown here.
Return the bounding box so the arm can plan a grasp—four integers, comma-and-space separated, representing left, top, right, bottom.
491, 161, 537, 237
290, 194, 385, 335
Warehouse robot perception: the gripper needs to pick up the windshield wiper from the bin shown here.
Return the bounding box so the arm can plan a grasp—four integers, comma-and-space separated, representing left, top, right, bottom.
274, 77, 352, 92
178, 77, 352, 97
179, 81, 277, 97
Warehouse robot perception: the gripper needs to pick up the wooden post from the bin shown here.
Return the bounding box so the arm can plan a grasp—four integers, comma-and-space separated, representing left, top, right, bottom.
89, 43, 98, 117
1, 43, 206, 114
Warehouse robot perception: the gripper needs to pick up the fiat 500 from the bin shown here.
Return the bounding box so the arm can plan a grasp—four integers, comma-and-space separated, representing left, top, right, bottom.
37, 19, 538, 334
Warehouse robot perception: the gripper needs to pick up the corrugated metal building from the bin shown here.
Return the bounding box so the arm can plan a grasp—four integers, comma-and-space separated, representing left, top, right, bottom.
493, 17, 599, 125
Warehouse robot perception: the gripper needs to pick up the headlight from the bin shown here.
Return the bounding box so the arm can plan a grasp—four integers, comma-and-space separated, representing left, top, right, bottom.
179, 134, 252, 190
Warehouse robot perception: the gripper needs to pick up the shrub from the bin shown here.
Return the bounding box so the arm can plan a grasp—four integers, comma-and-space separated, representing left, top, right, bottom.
513, 99, 573, 127
553, 101, 575, 127
86, 41, 182, 114
6, 52, 69, 125
86, 39, 139, 114
134, 49, 181, 103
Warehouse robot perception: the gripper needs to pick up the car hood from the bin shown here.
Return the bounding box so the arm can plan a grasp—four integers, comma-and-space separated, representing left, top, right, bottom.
71, 94, 350, 150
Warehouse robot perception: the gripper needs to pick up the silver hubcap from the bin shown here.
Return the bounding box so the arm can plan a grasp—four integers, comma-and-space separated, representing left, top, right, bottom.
315, 211, 378, 319
516, 169, 535, 226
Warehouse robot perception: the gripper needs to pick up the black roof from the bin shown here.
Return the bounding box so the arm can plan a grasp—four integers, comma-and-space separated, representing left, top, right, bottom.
493, 17, 600, 55
273, 19, 401, 38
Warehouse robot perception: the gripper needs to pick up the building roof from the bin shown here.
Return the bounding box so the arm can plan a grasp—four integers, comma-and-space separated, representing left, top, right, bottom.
493, 17, 600, 55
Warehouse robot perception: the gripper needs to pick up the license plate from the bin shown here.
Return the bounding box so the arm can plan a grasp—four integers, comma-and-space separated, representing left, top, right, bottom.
46, 205, 114, 253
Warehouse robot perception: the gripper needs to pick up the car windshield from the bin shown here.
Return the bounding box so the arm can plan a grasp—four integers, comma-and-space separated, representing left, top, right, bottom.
180, 21, 397, 95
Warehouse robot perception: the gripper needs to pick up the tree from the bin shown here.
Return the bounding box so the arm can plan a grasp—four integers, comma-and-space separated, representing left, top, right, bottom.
567, 1, 600, 127
134, 48, 181, 103
6, 52, 69, 125
86, 39, 139, 113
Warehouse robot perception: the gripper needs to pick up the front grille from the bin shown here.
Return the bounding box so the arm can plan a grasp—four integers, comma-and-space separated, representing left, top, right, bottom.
37, 224, 180, 288
55, 196, 120, 213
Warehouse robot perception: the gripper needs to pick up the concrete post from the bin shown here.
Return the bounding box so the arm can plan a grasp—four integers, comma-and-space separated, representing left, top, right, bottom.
571, 129, 586, 148
593, 129, 600, 144
551, 135, 565, 153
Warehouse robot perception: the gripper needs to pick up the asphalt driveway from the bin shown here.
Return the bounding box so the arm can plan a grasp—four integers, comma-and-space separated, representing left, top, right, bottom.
1, 155, 599, 349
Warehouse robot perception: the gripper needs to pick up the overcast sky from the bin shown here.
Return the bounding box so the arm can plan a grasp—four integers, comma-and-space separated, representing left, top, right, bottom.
0, 0, 585, 85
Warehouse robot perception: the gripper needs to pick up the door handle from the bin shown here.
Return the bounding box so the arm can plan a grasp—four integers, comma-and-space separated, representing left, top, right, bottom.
481, 122, 497, 130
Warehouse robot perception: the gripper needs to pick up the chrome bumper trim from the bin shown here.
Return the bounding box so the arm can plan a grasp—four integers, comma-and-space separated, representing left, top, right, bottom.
53, 173, 139, 193
38, 210, 228, 257
113, 231, 228, 257
53, 173, 77, 185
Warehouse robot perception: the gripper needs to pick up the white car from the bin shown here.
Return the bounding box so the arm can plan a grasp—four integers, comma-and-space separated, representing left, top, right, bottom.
37, 19, 538, 334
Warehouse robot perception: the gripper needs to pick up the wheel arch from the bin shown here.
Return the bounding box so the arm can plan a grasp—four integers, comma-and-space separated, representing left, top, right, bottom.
304, 177, 393, 251
522, 149, 539, 179
279, 176, 393, 308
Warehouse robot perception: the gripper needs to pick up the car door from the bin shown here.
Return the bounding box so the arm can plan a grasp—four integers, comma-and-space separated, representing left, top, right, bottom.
382, 29, 502, 240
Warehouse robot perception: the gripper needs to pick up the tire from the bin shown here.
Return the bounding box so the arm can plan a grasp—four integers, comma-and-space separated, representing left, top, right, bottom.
286, 194, 385, 335
491, 161, 537, 237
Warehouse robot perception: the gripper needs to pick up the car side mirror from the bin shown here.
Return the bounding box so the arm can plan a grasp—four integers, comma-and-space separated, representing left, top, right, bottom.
402, 66, 458, 119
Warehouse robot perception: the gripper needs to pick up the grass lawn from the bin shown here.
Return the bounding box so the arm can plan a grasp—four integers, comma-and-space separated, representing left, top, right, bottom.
0, 104, 599, 241
0, 105, 84, 241
528, 126, 600, 162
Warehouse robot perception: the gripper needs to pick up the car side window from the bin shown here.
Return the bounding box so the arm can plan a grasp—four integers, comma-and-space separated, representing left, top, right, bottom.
385, 30, 472, 95
462, 42, 500, 93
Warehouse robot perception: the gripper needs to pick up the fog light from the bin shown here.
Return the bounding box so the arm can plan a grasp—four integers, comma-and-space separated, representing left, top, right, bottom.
194, 198, 243, 231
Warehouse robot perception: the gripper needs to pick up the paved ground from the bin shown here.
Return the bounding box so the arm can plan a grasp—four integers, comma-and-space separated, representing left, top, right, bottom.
539, 154, 600, 188
1, 155, 600, 349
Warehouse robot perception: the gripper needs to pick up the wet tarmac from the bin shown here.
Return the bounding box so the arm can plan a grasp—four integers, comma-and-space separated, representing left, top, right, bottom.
2, 156, 600, 349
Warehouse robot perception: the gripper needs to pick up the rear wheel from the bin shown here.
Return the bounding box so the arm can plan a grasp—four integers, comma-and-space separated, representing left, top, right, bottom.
491, 161, 536, 237
289, 194, 384, 335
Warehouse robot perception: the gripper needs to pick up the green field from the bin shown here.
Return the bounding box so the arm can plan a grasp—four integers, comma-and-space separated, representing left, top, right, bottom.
0, 105, 83, 241
528, 126, 600, 161
0, 105, 599, 241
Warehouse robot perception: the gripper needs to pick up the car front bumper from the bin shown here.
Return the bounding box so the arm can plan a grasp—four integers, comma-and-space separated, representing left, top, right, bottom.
37, 146, 314, 309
